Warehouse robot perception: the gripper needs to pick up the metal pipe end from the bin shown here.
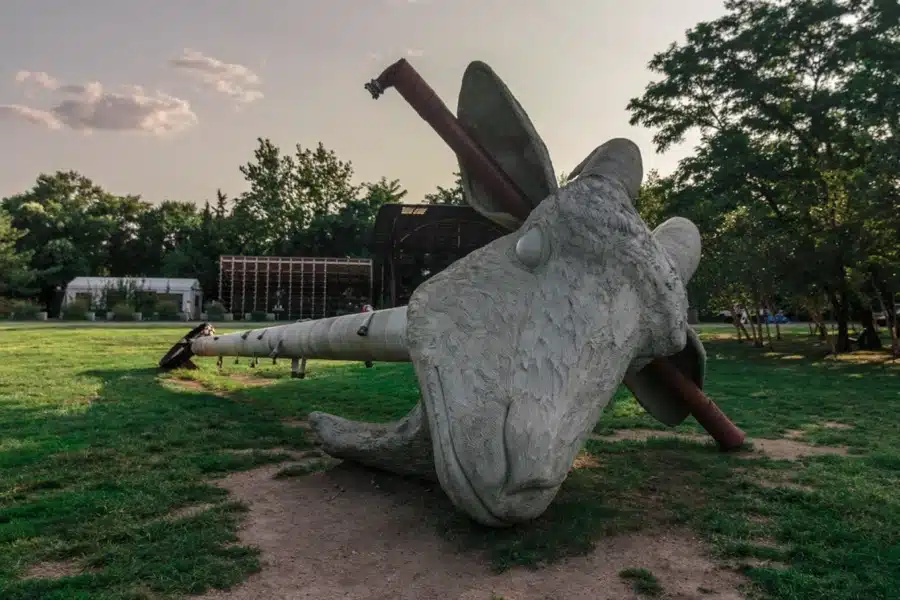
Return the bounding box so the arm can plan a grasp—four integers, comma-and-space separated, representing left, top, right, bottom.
365, 80, 384, 99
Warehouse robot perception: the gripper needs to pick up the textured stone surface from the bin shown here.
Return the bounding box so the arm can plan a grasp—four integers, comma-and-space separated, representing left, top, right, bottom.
401, 139, 702, 527
308, 403, 436, 481
305, 144, 704, 528
193, 61, 708, 528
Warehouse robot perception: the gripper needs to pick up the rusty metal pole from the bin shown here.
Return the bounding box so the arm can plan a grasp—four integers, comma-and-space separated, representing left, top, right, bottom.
365, 59, 534, 221
366, 58, 746, 451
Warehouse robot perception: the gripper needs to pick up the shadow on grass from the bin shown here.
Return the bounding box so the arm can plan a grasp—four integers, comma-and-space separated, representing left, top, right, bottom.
2, 330, 899, 600
0, 365, 315, 600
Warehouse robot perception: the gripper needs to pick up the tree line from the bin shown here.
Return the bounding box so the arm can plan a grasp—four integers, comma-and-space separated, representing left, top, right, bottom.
1, 0, 897, 354
631, 0, 899, 353
0, 137, 464, 316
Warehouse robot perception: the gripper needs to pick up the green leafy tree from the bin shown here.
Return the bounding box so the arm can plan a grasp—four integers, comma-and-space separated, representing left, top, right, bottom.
423, 171, 466, 206
233, 138, 365, 256
627, 0, 900, 352
0, 208, 36, 297
1, 171, 151, 312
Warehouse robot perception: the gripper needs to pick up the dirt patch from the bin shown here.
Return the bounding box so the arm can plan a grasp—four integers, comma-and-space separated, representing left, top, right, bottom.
226, 447, 323, 461
167, 378, 228, 397
749, 537, 788, 552
22, 560, 84, 580
753, 477, 814, 492
731, 557, 789, 572
782, 421, 853, 440
594, 428, 848, 462
166, 502, 219, 521
747, 438, 848, 461
281, 418, 312, 431
195, 463, 750, 600
746, 514, 772, 525
229, 374, 278, 387
823, 421, 853, 430
592, 429, 709, 444
571, 451, 602, 470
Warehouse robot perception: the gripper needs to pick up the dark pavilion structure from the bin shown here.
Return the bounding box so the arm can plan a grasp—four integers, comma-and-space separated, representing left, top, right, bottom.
369, 203, 506, 308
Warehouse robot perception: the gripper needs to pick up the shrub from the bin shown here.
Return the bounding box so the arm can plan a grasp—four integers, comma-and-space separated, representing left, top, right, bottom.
62, 299, 91, 320
0, 297, 13, 319
204, 301, 226, 320
134, 290, 158, 316
111, 302, 136, 321
156, 299, 180, 320
10, 299, 42, 320
250, 310, 268, 322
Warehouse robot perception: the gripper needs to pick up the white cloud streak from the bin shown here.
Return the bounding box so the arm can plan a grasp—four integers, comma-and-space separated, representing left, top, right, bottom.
169, 49, 263, 105
1, 70, 198, 135
0, 104, 62, 129
368, 48, 426, 62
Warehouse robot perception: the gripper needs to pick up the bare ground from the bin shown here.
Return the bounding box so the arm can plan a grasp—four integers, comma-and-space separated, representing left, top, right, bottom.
592, 428, 849, 461
195, 462, 750, 600
164, 373, 277, 397
749, 438, 848, 460
165, 378, 229, 397
228, 374, 278, 387
21, 560, 85, 581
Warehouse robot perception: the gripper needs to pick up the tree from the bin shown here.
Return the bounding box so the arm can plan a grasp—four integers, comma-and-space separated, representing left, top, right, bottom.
230, 138, 298, 255
304, 177, 407, 257
1, 171, 151, 313
130, 200, 200, 276
233, 138, 364, 256
423, 171, 466, 206
0, 208, 35, 297
627, 0, 900, 352
0, 136, 416, 310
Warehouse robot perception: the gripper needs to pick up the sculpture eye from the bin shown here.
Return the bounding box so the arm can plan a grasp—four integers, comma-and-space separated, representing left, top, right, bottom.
515, 227, 546, 269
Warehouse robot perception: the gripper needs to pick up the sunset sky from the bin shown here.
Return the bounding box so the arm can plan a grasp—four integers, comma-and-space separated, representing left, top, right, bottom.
0, 0, 729, 205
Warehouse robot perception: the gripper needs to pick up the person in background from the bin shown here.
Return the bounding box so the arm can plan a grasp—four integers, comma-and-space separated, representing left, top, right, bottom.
361, 303, 374, 368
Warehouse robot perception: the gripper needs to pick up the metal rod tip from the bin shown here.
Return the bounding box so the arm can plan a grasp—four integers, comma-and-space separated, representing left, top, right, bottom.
364, 80, 384, 99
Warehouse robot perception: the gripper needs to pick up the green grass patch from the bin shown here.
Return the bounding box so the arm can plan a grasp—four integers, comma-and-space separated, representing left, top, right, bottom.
0, 323, 898, 599
619, 567, 663, 596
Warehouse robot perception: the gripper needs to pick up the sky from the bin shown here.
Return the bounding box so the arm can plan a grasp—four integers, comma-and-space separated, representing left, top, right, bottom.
0, 0, 729, 206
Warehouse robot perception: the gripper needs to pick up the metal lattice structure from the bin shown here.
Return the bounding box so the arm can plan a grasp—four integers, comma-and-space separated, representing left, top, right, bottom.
218, 256, 373, 320
370, 204, 507, 308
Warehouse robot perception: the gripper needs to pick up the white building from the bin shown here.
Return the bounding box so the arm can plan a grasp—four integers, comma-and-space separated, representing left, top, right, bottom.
63, 277, 203, 318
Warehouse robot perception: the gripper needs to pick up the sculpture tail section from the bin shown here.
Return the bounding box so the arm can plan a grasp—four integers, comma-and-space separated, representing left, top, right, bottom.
184, 308, 410, 363
308, 403, 436, 480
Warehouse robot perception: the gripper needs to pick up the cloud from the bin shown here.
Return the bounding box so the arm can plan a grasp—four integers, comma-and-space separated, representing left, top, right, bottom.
169, 49, 263, 105
0, 104, 62, 129
15, 70, 59, 96
368, 48, 426, 62
1, 70, 198, 135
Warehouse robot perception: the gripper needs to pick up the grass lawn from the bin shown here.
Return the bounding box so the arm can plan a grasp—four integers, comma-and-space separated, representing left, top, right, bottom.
0, 323, 898, 599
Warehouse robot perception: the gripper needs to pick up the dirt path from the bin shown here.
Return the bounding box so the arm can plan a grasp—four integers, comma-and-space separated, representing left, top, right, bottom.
196, 462, 748, 600
592, 428, 849, 461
